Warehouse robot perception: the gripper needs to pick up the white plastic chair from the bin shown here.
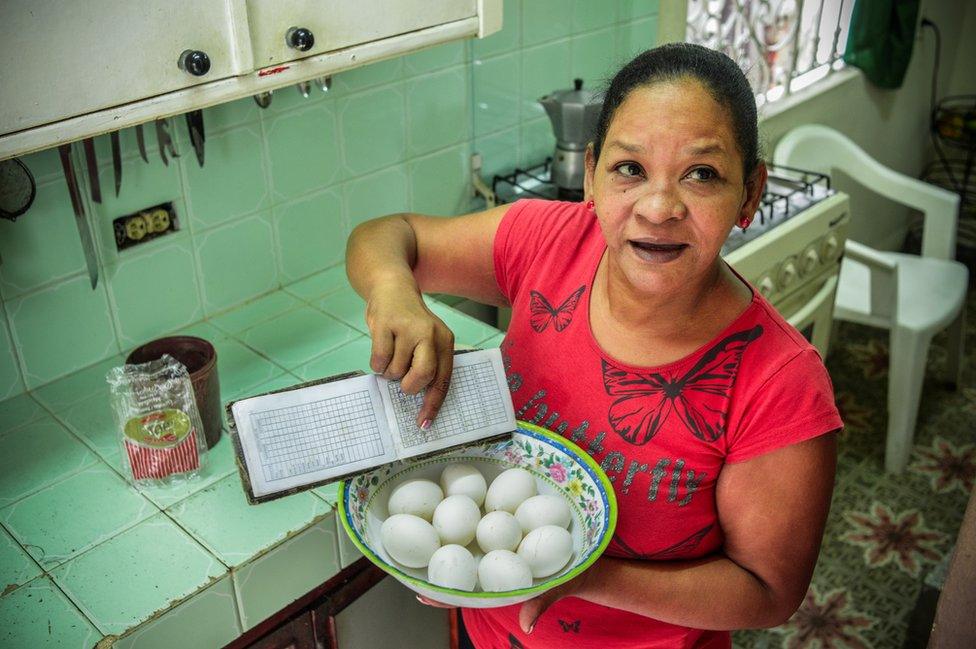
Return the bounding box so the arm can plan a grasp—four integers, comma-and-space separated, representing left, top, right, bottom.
774, 124, 968, 474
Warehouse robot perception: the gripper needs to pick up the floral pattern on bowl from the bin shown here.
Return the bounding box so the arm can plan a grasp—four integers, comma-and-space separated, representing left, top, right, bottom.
339, 421, 617, 608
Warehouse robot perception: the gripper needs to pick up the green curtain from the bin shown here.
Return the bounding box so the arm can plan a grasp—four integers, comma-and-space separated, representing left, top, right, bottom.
843, 0, 921, 89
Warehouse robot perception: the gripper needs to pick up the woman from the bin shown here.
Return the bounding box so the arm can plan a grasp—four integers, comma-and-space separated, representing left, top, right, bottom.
346, 43, 841, 649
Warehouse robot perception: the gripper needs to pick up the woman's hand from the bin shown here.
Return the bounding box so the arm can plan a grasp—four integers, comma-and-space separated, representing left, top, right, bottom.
517, 570, 591, 634
365, 282, 455, 427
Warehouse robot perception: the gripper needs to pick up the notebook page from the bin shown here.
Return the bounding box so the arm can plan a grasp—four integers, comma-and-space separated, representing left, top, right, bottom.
232, 374, 397, 498
379, 348, 516, 459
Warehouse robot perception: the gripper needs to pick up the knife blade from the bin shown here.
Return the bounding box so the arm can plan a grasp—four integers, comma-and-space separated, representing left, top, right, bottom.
185, 110, 205, 167
82, 138, 101, 203
110, 131, 122, 196
135, 124, 148, 163
155, 118, 179, 166
57, 144, 99, 289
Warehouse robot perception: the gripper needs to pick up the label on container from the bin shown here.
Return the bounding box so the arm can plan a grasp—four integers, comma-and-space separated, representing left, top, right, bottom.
124, 408, 192, 449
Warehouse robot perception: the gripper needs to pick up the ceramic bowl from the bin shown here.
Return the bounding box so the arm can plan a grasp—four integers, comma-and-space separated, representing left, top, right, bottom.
338, 421, 617, 608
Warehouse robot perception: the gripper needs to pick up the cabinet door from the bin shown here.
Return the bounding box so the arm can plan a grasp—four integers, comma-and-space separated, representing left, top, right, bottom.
246, 0, 475, 68
0, 0, 251, 136
245, 612, 317, 649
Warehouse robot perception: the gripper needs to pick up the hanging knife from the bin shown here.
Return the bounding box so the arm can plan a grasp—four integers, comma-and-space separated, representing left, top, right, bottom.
185, 110, 205, 167
135, 124, 148, 163
57, 144, 99, 289
110, 131, 122, 196
82, 137, 101, 203
154, 118, 179, 166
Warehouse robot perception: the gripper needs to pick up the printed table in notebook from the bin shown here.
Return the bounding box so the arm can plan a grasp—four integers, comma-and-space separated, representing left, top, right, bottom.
390, 360, 510, 448
251, 390, 385, 482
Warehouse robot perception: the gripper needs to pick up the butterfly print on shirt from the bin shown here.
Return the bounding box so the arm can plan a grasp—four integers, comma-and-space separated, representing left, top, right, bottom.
558, 619, 581, 633
602, 325, 763, 445
508, 633, 525, 648
529, 285, 587, 333
609, 524, 714, 560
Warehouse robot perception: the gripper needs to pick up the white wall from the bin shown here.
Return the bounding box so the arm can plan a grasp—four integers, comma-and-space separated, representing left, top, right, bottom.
760, 0, 974, 251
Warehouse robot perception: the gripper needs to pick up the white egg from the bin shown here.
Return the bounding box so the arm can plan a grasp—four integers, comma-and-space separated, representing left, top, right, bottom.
439, 463, 488, 507
517, 525, 573, 579
476, 510, 523, 553
387, 479, 444, 521
380, 514, 441, 568
478, 550, 534, 592
485, 468, 537, 514
427, 544, 478, 591
432, 495, 481, 546
515, 494, 572, 534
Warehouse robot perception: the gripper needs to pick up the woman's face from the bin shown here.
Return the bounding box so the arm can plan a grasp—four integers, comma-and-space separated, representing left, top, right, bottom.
584, 78, 765, 297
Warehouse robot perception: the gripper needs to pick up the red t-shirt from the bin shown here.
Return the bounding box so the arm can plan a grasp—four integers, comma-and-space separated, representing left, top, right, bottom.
462, 199, 843, 649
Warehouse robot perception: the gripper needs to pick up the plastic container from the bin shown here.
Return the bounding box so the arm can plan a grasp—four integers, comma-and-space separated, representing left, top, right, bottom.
126, 336, 221, 449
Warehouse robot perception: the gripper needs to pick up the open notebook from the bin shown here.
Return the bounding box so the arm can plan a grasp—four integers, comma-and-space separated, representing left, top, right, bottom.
226, 348, 516, 504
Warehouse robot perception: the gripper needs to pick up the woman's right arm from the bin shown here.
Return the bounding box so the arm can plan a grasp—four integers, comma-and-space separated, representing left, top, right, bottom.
345, 205, 510, 426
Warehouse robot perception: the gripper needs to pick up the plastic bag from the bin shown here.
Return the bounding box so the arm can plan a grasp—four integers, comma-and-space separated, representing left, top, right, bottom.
107, 354, 208, 485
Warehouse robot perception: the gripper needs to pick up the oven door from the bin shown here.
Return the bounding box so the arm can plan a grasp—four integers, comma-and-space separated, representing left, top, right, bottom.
778, 271, 839, 357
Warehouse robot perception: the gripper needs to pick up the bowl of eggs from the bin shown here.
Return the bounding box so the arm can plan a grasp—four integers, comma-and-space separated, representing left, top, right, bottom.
338, 421, 617, 608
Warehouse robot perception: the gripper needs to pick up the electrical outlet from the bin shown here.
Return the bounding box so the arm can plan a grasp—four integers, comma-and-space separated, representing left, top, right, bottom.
114, 202, 178, 250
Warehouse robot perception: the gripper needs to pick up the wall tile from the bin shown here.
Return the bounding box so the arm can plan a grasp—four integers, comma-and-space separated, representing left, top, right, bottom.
332, 57, 404, 95
0, 313, 24, 400
0, 526, 42, 594
521, 40, 572, 119
112, 574, 240, 649
574, 0, 619, 32
407, 68, 469, 156
31, 354, 123, 413
7, 276, 117, 388
316, 286, 368, 333
473, 0, 521, 58
238, 306, 359, 370
0, 463, 156, 570
572, 28, 621, 88
293, 335, 372, 381
266, 102, 341, 201
339, 86, 406, 176
212, 338, 286, 401
262, 82, 331, 115
473, 53, 520, 137
0, 180, 87, 298
57, 389, 118, 459
0, 576, 100, 649
408, 145, 470, 216
522, 0, 574, 47
345, 166, 409, 230
0, 414, 98, 507
203, 95, 261, 133
520, 117, 556, 168
0, 393, 44, 434
274, 188, 345, 282
209, 291, 303, 335
282, 264, 348, 302
620, 0, 659, 21
474, 128, 520, 180
107, 238, 203, 349
51, 514, 226, 636
405, 41, 467, 75
19, 146, 67, 185
196, 212, 278, 315
232, 517, 340, 630
183, 126, 269, 231
616, 15, 658, 62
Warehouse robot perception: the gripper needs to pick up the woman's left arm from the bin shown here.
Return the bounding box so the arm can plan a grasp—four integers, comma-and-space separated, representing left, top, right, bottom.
519, 432, 837, 633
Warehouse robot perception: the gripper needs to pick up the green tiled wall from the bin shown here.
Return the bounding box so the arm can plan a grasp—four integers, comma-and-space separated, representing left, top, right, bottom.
0, 0, 659, 400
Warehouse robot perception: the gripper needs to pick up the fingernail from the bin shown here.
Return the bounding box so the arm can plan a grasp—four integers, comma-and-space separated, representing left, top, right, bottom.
528, 623, 534, 634
420, 419, 431, 430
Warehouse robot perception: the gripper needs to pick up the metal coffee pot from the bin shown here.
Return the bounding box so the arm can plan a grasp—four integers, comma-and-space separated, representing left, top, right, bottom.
539, 78, 604, 193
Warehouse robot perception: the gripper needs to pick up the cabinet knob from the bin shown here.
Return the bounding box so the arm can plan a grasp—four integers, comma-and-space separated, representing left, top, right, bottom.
286, 27, 315, 52
178, 50, 211, 77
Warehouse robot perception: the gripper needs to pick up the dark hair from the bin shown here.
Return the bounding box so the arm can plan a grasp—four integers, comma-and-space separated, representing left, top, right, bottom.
593, 43, 760, 179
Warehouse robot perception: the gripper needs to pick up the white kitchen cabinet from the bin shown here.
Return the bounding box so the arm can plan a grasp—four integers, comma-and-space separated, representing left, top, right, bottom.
0, 0, 252, 135
0, 0, 501, 160
246, 0, 476, 67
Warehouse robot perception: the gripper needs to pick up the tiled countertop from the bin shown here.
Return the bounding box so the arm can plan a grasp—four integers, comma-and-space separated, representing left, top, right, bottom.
0, 266, 503, 648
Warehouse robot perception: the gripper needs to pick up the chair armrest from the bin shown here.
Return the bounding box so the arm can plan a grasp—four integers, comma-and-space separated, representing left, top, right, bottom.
844, 240, 898, 319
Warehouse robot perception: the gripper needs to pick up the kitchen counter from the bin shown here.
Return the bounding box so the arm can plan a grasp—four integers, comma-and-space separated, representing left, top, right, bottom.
0, 265, 504, 649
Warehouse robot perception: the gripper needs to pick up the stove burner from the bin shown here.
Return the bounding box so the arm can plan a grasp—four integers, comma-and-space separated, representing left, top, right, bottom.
489, 160, 834, 254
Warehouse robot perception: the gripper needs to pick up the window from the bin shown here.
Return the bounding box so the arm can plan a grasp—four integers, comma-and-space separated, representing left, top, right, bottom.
686, 0, 854, 106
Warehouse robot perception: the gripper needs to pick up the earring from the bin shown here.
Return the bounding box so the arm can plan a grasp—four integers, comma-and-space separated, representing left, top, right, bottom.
737, 216, 751, 230
585, 200, 595, 211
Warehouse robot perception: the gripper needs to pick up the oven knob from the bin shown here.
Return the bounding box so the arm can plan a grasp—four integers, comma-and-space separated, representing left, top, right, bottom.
802, 247, 820, 274
757, 275, 775, 298
778, 259, 798, 288
821, 235, 839, 261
